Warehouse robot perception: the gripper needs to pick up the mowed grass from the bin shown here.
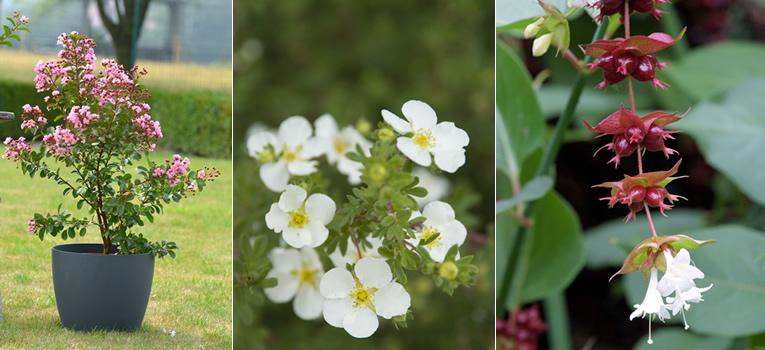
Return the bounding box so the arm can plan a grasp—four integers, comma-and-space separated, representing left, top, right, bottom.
0, 150, 232, 349
0, 50, 231, 93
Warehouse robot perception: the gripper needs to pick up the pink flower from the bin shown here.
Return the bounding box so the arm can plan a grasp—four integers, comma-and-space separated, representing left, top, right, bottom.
165, 154, 190, 186
197, 170, 206, 179
66, 105, 99, 129
19, 16, 29, 25
20, 104, 47, 130
43, 126, 78, 156
27, 219, 37, 234
153, 168, 165, 177
3, 137, 31, 161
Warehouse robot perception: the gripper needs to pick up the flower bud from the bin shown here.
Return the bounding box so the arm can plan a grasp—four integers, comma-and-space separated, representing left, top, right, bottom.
355, 119, 372, 136
377, 127, 395, 142
644, 186, 663, 207
524, 17, 544, 39
368, 164, 388, 183
439, 261, 459, 281
532, 33, 554, 57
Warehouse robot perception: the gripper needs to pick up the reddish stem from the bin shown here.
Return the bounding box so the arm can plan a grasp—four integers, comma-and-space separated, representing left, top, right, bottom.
637, 145, 643, 173
628, 78, 636, 112
624, 2, 631, 37
644, 203, 658, 237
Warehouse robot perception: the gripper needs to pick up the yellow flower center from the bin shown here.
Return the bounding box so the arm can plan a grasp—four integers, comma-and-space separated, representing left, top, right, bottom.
284, 150, 298, 162
350, 282, 376, 309
421, 226, 441, 248
292, 263, 319, 288
334, 139, 347, 155
288, 207, 309, 228
258, 148, 275, 163
412, 130, 433, 149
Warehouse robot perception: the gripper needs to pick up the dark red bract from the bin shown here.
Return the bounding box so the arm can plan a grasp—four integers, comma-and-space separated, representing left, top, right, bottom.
497, 304, 547, 350
592, 0, 670, 21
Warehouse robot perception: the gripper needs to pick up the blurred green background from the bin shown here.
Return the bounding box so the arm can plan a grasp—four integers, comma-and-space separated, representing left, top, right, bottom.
232, 1, 494, 349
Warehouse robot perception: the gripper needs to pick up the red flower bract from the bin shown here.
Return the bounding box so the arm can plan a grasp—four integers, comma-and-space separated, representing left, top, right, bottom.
581, 29, 685, 89
591, 0, 670, 21
584, 106, 682, 167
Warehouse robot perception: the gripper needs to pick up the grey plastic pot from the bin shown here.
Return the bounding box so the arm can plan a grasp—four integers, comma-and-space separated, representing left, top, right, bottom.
51, 243, 154, 331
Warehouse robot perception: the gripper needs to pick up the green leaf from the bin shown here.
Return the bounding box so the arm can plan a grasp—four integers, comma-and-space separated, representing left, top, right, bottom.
662, 42, 765, 102
495, 0, 568, 28
518, 191, 584, 304
674, 79, 765, 206
633, 328, 733, 350
496, 176, 553, 213
496, 42, 545, 179
584, 209, 707, 269
625, 225, 765, 337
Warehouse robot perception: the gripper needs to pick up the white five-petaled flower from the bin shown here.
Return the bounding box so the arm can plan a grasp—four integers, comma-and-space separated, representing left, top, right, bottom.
319, 257, 411, 338
314, 114, 371, 184
263, 247, 325, 320
413, 167, 450, 206
265, 185, 336, 248
381, 100, 469, 173
657, 249, 713, 330
407, 201, 467, 263
329, 236, 384, 268
630, 268, 670, 345
251, 116, 323, 192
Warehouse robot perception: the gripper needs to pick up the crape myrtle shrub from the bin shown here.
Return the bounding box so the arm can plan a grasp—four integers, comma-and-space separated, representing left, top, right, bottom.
0, 80, 231, 158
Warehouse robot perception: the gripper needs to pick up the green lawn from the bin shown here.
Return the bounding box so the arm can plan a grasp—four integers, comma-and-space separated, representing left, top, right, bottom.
0, 151, 232, 349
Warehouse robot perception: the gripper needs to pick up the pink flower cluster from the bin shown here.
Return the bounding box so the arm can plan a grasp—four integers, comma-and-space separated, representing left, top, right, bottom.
166, 154, 190, 186
43, 126, 78, 156
27, 219, 37, 234
132, 104, 163, 151
3, 137, 31, 161
20, 104, 48, 130
67, 105, 99, 129
93, 59, 134, 107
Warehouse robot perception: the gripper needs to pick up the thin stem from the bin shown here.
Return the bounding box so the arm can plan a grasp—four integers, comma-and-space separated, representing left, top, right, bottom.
562, 49, 584, 71
644, 203, 658, 237
497, 19, 610, 314
637, 145, 643, 173
624, 2, 631, 37
628, 78, 636, 112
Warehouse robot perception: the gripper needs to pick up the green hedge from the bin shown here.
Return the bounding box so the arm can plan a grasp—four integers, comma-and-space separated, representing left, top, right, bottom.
0, 80, 231, 158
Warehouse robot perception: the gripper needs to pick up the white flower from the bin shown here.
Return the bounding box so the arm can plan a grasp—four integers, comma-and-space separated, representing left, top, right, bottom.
329, 236, 384, 267
524, 17, 544, 39
657, 249, 713, 330
255, 116, 323, 192
247, 129, 279, 162
263, 247, 325, 320
319, 257, 411, 338
265, 185, 336, 248
413, 167, 450, 206
407, 201, 467, 263
314, 114, 371, 184
532, 33, 554, 57
630, 268, 670, 344
381, 100, 469, 173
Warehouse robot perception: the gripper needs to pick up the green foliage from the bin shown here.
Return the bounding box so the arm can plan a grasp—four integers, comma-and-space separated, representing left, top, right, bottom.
0, 80, 231, 158
634, 328, 734, 350
496, 176, 553, 213
674, 79, 765, 207
0, 12, 28, 47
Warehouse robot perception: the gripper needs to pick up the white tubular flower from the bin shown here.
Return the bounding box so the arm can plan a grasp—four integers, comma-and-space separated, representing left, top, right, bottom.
263, 247, 325, 320
407, 201, 467, 263
329, 236, 384, 267
630, 268, 670, 344
657, 249, 713, 330
265, 185, 336, 248
413, 167, 450, 206
314, 114, 371, 184
259, 116, 323, 192
532, 33, 554, 57
319, 257, 411, 338
381, 100, 469, 173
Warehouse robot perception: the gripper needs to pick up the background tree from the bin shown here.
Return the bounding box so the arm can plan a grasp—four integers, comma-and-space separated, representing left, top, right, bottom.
95, 0, 151, 69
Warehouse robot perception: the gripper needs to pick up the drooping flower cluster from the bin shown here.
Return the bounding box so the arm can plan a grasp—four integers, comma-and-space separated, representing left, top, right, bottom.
4, 32, 217, 258
496, 304, 548, 350
591, 0, 668, 21
580, 3, 714, 345
256, 101, 474, 338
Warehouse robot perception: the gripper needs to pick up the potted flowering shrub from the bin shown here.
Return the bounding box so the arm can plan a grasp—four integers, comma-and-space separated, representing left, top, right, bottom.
2, 32, 219, 331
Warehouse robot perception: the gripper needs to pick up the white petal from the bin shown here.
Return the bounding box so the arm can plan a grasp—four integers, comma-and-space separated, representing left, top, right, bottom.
299, 247, 323, 271
433, 148, 466, 173
293, 285, 324, 320
320, 268, 355, 298
413, 167, 450, 206
278, 185, 307, 212
247, 130, 278, 157
279, 116, 313, 148
381, 109, 411, 134
432, 122, 469, 149
374, 282, 410, 319
402, 100, 437, 130
305, 193, 336, 225
427, 244, 450, 263
439, 220, 467, 247
314, 114, 338, 139
355, 257, 392, 289
269, 248, 302, 273
263, 271, 299, 303
423, 201, 456, 226
282, 227, 311, 248
287, 160, 318, 176
300, 137, 326, 159
342, 308, 379, 338
260, 161, 289, 192
265, 204, 288, 233
308, 221, 329, 248
323, 297, 353, 327
397, 137, 432, 166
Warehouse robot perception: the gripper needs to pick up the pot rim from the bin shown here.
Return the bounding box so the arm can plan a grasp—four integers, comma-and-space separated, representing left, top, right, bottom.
51, 243, 153, 257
